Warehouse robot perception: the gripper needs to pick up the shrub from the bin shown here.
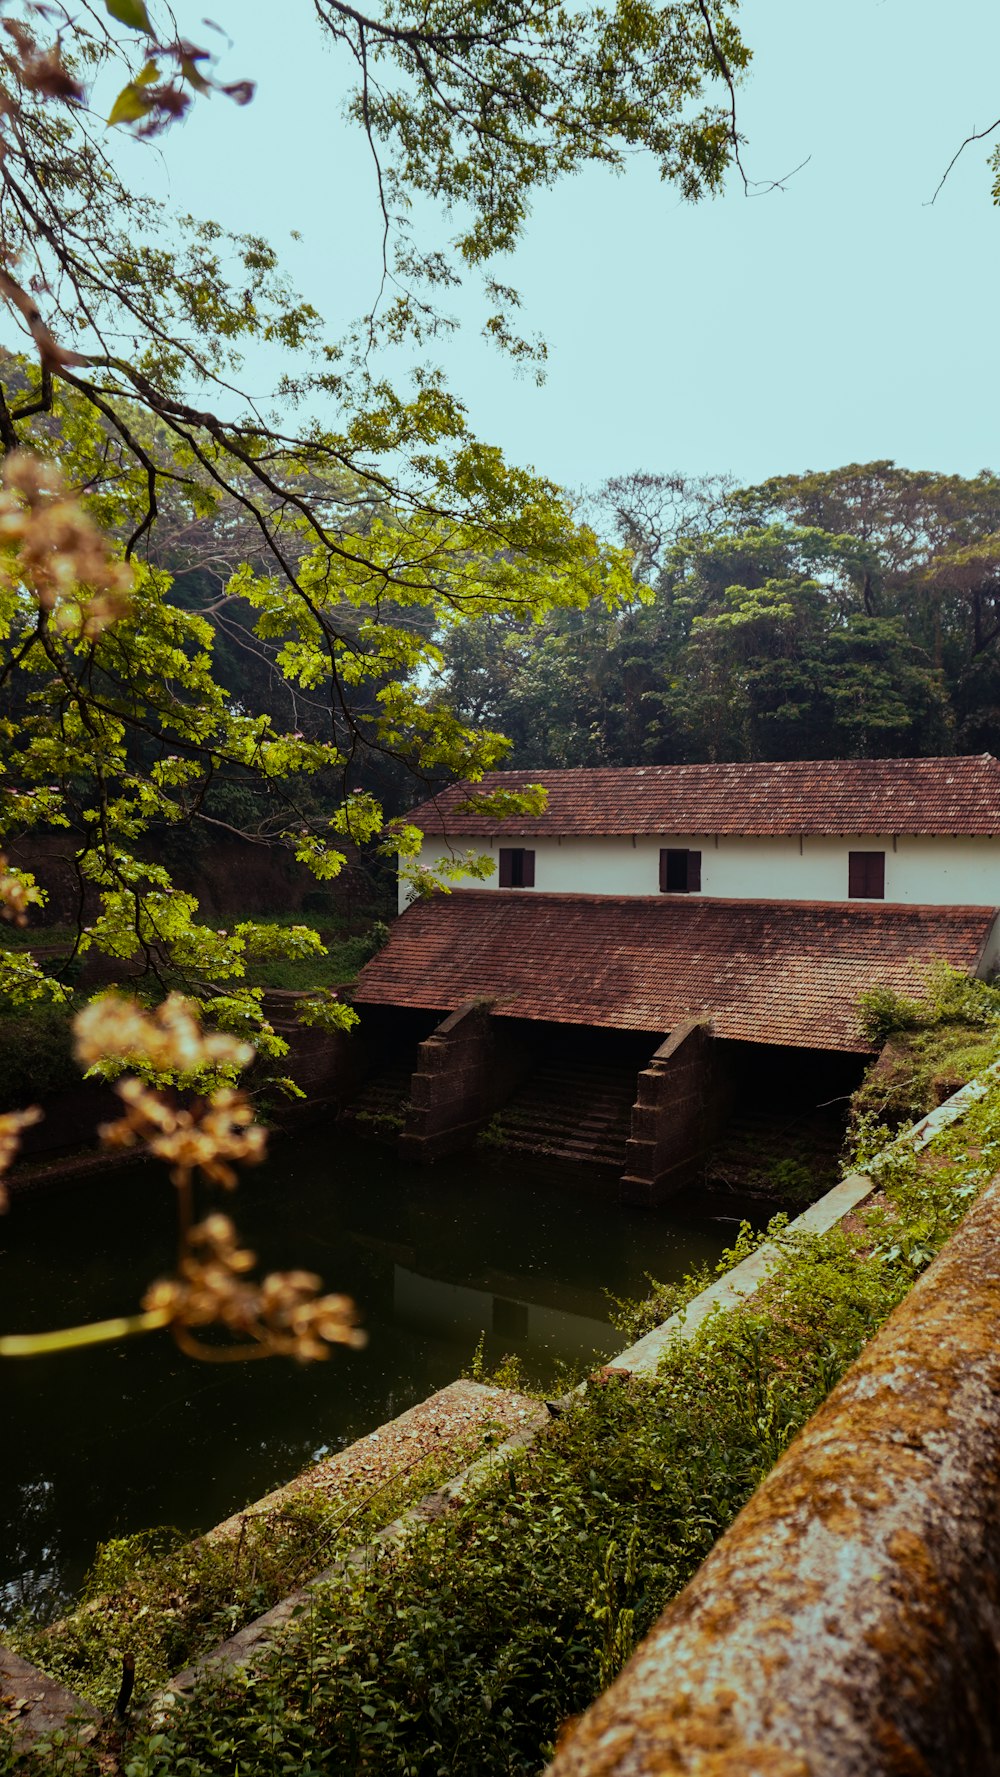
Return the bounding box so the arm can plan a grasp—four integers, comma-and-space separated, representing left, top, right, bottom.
852, 964, 1000, 1132
858, 963, 1000, 1047
856, 984, 926, 1047
0, 1001, 77, 1112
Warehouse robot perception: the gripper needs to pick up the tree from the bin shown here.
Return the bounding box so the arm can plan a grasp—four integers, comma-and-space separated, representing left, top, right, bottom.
0, 1, 752, 1356
0, 0, 749, 1035
436, 482, 978, 767
734, 464, 1000, 751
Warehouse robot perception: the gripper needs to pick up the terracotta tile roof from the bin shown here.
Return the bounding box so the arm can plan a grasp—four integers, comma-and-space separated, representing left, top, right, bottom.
403, 756, 1000, 838
353, 893, 999, 1052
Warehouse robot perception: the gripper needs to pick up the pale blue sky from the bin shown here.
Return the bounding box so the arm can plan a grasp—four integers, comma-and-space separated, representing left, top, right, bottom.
73, 2, 1000, 493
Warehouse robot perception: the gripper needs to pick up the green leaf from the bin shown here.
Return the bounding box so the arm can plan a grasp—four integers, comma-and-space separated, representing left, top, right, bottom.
108, 82, 154, 125
180, 56, 211, 95
104, 0, 153, 31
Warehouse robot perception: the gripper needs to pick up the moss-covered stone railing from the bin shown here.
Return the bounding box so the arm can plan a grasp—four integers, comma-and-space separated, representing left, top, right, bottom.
549, 1084, 1000, 1777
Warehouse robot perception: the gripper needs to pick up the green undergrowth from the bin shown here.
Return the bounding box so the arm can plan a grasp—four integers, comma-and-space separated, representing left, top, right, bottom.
7, 1078, 1000, 1777
0, 998, 78, 1113
243, 918, 389, 991
851, 963, 1000, 1130
851, 1022, 1000, 1129
3, 1430, 499, 1721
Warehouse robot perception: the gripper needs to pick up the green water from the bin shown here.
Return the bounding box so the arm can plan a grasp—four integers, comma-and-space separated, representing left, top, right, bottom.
0, 1128, 758, 1618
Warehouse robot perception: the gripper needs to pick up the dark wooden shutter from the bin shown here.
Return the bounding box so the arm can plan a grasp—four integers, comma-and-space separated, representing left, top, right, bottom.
521, 849, 535, 888
498, 848, 513, 887
686, 850, 702, 892
659, 848, 669, 892
849, 851, 885, 899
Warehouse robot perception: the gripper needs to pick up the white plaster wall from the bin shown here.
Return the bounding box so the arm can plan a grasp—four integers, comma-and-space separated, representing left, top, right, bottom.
401, 833, 1000, 909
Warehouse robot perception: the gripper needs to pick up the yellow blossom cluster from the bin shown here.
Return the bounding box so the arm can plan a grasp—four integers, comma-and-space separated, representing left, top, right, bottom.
0, 450, 132, 637
101, 1078, 266, 1190
0, 853, 38, 925
0, 994, 363, 1365
74, 992, 255, 1081
0, 1106, 41, 1210
142, 1214, 366, 1362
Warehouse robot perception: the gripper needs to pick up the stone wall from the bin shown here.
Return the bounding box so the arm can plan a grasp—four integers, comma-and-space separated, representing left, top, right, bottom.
259, 990, 365, 1126
620, 1018, 731, 1206
399, 1001, 529, 1162
9, 996, 365, 1186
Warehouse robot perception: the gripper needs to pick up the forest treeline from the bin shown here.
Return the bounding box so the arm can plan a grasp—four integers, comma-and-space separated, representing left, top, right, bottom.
431, 462, 1000, 770
157, 457, 1000, 868
16, 453, 998, 928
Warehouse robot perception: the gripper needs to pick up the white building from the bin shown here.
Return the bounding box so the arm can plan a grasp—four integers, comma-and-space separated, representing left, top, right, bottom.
401, 756, 1000, 914
351, 757, 1000, 1188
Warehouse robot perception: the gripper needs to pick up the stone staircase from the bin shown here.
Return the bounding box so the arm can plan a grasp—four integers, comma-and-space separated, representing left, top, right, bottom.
485, 1058, 640, 1168
339, 1060, 415, 1141
704, 1104, 845, 1196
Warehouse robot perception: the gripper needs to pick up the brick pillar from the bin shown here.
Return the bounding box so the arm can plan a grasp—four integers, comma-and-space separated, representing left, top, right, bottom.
399, 1001, 526, 1162
620, 1017, 728, 1207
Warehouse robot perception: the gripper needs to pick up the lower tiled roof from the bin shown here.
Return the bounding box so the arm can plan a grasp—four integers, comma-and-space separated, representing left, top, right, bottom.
353, 893, 999, 1052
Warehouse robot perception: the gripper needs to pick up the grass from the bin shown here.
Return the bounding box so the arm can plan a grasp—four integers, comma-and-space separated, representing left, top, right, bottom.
850, 1020, 1000, 1128
3, 1426, 507, 1718
6, 1073, 1000, 1776
241, 929, 384, 992
1, 913, 389, 992
0, 923, 79, 954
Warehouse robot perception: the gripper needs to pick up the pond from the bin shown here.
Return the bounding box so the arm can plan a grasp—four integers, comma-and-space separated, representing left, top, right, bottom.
0, 1127, 764, 1619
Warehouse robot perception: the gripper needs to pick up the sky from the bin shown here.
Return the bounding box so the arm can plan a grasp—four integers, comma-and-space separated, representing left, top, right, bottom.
50, 2, 1000, 496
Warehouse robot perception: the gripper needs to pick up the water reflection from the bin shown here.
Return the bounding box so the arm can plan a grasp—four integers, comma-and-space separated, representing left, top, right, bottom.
393, 1266, 612, 1362
0, 1127, 760, 1615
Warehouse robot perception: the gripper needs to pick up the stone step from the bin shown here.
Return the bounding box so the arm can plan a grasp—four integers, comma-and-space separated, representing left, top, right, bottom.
528, 1065, 635, 1085
498, 1088, 634, 1117
504, 1087, 639, 1115
498, 1110, 631, 1142
488, 1054, 639, 1167
496, 1132, 625, 1165
716, 1116, 843, 1155
340, 1065, 414, 1129
514, 1077, 637, 1105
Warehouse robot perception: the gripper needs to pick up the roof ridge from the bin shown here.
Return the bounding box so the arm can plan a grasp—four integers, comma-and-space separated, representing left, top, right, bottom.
403, 755, 1000, 838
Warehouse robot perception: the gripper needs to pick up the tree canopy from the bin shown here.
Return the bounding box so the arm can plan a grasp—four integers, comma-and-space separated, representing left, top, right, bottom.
0, 0, 748, 1043
434, 463, 1000, 769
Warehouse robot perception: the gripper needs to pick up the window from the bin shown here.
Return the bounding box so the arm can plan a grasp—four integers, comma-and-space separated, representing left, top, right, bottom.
848, 851, 885, 900
659, 848, 702, 894
498, 847, 535, 888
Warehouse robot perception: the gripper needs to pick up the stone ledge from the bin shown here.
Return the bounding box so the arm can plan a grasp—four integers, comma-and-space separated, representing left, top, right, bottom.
206, 1377, 543, 1539
547, 1165, 1000, 1777
0, 1644, 99, 1748
157, 1381, 548, 1699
